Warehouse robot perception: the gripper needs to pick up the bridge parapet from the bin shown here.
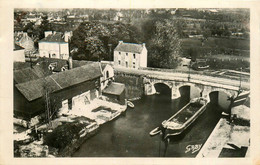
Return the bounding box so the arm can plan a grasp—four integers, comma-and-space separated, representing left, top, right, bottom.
143, 76, 248, 102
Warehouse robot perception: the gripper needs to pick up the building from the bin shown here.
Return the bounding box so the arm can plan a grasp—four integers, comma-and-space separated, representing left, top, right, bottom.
13, 43, 25, 62
113, 11, 124, 21
38, 31, 71, 60
14, 62, 102, 120
14, 32, 35, 55
100, 63, 114, 90
114, 41, 147, 69
35, 57, 97, 73
102, 82, 126, 105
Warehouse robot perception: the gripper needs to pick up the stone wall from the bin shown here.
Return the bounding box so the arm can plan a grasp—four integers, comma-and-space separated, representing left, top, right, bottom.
114, 72, 144, 99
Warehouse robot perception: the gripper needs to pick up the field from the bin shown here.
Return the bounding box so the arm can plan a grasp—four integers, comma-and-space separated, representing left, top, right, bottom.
181, 37, 250, 57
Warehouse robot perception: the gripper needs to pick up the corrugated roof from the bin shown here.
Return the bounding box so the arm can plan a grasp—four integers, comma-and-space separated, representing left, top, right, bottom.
15, 62, 102, 101
13, 65, 52, 84
14, 68, 40, 84
103, 82, 125, 95
114, 42, 145, 54
13, 62, 31, 70
38, 32, 65, 43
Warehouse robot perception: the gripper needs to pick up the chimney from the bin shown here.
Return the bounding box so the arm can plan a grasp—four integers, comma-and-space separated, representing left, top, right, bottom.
119, 40, 123, 44
23, 32, 28, 37
68, 56, 73, 70
64, 32, 70, 42
142, 43, 146, 47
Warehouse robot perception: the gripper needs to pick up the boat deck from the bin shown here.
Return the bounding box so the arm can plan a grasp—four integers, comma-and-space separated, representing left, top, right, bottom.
162, 98, 208, 137
170, 103, 203, 125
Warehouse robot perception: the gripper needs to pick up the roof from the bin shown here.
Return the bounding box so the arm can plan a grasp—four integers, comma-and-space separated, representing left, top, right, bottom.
13, 65, 52, 84
101, 63, 107, 70
36, 58, 97, 72
14, 68, 40, 84
13, 62, 32, 70
37, 58, 68, 72
15, 62, 102, 101
103, 82, 125, 96
100, 63, 113, 71
38, 32, 65, 43
114, 42, 145, 54
14, 43, 25, 51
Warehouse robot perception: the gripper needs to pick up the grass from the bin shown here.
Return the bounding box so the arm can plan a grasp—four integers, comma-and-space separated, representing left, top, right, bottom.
181, 37, 249, 57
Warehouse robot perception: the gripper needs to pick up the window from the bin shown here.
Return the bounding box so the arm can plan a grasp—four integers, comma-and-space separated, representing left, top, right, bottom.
52, 53, 56, 58
106, 70, 109, 79
133, 54, 135, 59
68, 98, 72, 110
126, 53, 128, 56
126, 61, 128, 67
118, 60, 121, 65
119, 52, 121, 55
133, 62, 135, 68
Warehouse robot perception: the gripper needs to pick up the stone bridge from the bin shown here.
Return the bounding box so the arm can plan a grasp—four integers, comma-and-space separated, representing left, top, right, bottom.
114, 66, 250, 108
143, 75, 248, 102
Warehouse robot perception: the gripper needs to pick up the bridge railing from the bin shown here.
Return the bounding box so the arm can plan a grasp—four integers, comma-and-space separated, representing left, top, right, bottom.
139, 67, 250, 82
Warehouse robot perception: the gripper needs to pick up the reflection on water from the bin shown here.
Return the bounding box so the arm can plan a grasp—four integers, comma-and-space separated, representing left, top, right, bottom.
73, 90, 222, 157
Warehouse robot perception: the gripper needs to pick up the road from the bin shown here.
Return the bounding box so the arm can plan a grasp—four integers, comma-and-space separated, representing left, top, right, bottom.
114, 67, 250, 90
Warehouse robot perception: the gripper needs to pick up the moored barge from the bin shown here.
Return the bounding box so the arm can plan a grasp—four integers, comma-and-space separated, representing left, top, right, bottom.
161, 97, 208, 139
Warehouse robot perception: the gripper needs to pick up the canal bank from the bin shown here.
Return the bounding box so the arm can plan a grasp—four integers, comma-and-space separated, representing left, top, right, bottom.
14, 97, 127, 157
72, 92, 222, 157
197, 104, 250, 158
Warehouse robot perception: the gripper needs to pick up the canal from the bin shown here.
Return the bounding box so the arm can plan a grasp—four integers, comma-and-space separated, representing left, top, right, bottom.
73, 86, 223, 157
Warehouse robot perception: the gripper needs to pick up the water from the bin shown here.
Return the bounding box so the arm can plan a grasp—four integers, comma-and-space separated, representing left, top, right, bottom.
73, 92, 222, 157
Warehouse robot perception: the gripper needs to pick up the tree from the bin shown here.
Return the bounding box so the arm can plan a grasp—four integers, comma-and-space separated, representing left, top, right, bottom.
147, 20, 182, 69
187, 47, 198, 62
70, 21, 142, 61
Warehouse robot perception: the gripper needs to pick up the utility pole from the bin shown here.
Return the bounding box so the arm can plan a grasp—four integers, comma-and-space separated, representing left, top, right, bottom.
238, 67, 242, 93
29, 51, 33, 68
188, 61, 191, 81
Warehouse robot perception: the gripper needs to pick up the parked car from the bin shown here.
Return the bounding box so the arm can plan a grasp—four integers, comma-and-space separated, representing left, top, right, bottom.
191, 61, 209, 71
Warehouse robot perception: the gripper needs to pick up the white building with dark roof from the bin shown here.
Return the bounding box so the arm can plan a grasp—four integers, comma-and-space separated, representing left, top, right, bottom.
13, 43, 25, 62
114, 41, 147, 69
38, 31, 70, 60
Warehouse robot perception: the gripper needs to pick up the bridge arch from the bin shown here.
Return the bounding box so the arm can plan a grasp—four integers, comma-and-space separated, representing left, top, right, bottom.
177, 83, 202, 100
208, 90, 233, 113
153, 82, 172, 96
153, 81, 172, 89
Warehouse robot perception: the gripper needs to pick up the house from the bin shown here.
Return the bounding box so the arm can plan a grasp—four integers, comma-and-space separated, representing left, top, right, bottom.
14, 62, 102, 121
35, 57, 96, 73
100, 63, 114, 90
113, 11, 124, 21
114, 41, 147, 69
14, 32, 35, 55
13, 43, 25, 62
38, 31, 71, 60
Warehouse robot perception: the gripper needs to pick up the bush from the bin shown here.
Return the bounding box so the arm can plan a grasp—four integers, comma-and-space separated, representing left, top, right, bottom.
43, 122, 87, 151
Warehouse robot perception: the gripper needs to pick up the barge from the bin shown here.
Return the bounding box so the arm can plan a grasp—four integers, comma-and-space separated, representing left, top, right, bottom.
161, 97, 208, 139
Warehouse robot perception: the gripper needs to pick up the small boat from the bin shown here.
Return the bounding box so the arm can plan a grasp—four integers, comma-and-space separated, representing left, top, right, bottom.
162, 97, 208, 139
149, 127, 161, 136
127, 101, 134, 108
155, 92, 160, 95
